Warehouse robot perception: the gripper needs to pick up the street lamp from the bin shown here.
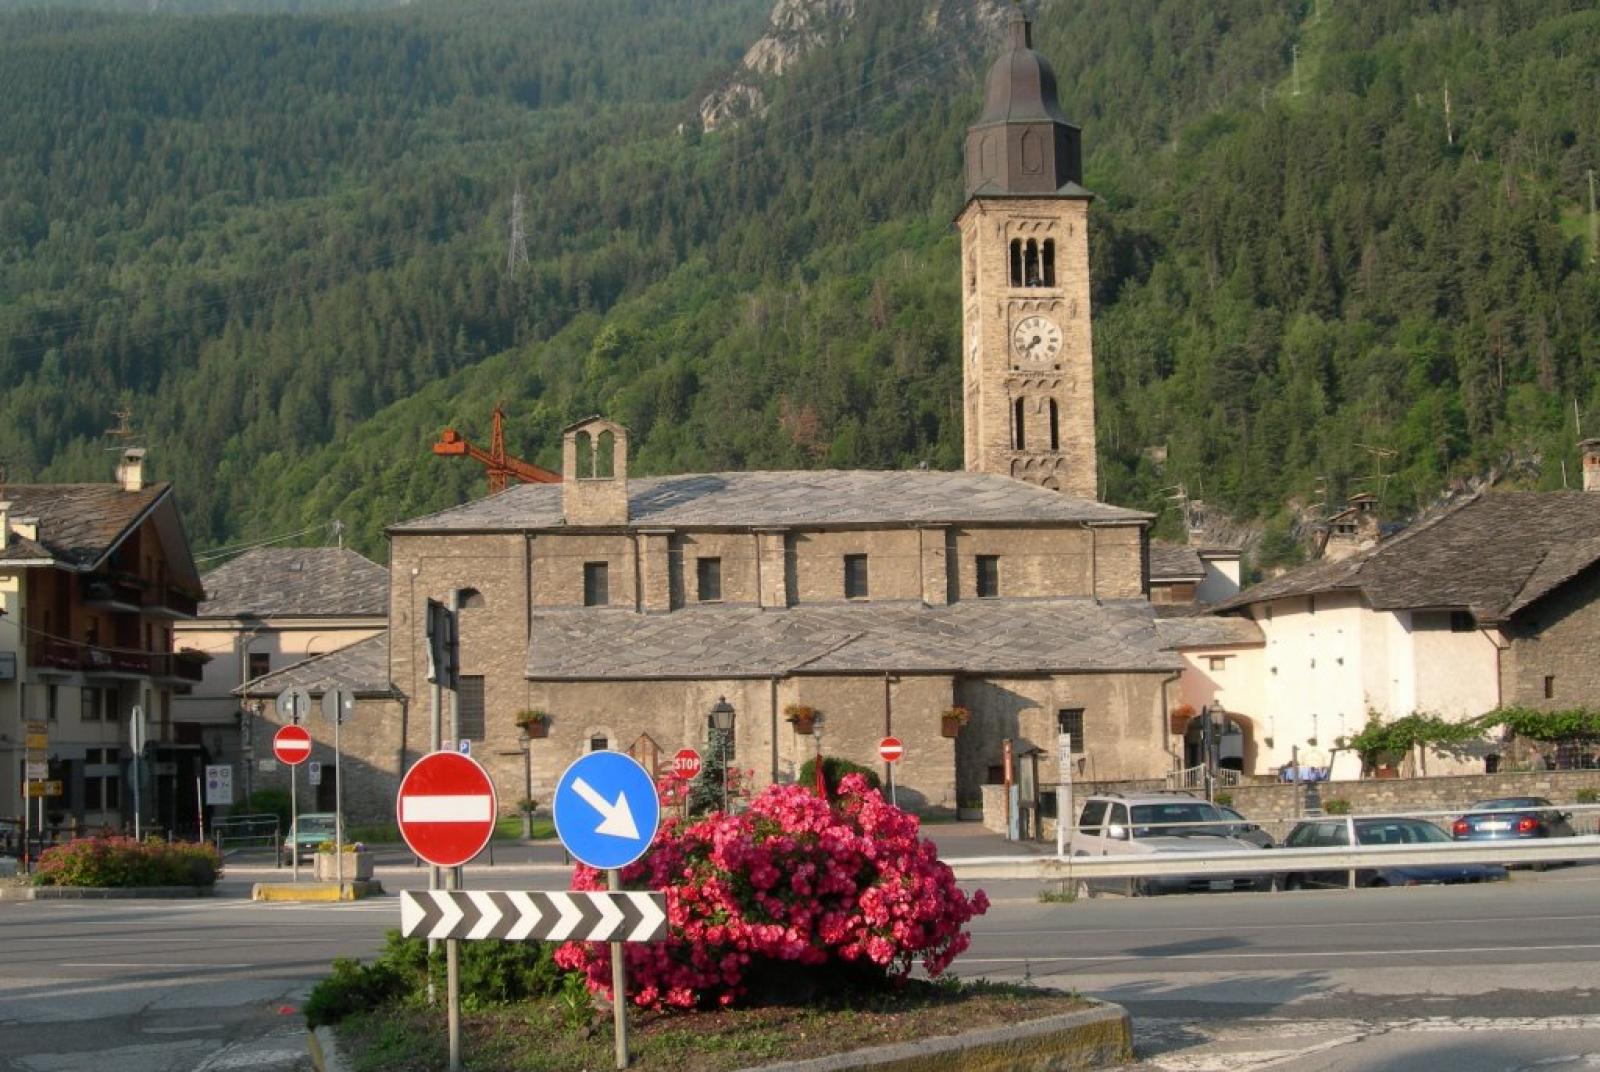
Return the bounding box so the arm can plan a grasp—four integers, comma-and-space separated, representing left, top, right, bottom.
1201, 701, 1227, 799
709, 696, 735, 813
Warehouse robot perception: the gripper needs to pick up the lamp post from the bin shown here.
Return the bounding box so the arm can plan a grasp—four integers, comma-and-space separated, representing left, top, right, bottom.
709, 696, 735, 813
1201, 701, 1227, 800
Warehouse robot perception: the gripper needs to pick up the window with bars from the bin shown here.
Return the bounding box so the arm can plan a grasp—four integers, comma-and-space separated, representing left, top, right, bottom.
583, 562, 610, 607
1057, 709, 1086, 752
457, 675, 486, 740
844, 554, 870, 599
976, 555, 1000, 598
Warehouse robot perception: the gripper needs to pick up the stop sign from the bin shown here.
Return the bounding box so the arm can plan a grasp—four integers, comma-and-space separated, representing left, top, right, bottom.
878, 736, 904, 764
273, 724, 313, 767
672, 748, 703, 780
396, 751, 498, 868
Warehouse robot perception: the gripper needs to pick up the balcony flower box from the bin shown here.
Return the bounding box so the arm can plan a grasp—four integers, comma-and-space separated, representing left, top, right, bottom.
784, 704, 817, 735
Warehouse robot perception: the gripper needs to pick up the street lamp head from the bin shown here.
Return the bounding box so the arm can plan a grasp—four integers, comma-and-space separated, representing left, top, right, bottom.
709, 696, 736, 732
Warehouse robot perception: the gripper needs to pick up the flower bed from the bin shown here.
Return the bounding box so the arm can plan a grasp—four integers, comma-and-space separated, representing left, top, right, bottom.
556, 774, 988, 1009
32, 837, 220, 888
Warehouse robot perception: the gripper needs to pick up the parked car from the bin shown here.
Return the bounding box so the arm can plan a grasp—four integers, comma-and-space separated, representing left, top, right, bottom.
1071, 792, 1269, 896
1275, 816, 1508, 890
279, 812, 339, 866
1217, 804, 1276, 848
1451, 796, 1576, 870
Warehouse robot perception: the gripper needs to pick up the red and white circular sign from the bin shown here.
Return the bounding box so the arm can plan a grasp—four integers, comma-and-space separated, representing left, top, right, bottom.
878, 736, 905, 764
396, 751, 498, 868
273, 724, 313, 767
672, 748, 703, 780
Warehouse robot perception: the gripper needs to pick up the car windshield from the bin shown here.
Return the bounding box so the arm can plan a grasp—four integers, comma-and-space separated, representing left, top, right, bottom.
298, 815, 337, 834
1129, 802, 1230, 837
1355, 820, 1450, 845
1468, 797, 1545, 811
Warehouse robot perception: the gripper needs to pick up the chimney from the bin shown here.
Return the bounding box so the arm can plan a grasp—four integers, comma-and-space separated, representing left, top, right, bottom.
0, 501, 9, 551
1582, 438, 1600, 493
12, 517, 39, 542
561, 418, 630, 526
116, 448, 146, 492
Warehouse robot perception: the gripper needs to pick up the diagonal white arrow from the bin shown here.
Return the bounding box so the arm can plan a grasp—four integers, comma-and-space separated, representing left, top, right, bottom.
546, 892, 585, 941
572, 777, 639, 840
435, 890, 465, 940
591, 892, 625, 940
629, 893, 667, 942
465, 891, 503, 940
505, 891, 544, 941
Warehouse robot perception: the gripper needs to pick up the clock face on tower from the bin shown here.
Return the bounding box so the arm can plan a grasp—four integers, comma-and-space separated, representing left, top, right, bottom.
1012, 315, 1062, 364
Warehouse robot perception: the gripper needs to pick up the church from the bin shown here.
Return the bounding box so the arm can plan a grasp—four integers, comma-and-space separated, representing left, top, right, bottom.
243, 12, 1223, 821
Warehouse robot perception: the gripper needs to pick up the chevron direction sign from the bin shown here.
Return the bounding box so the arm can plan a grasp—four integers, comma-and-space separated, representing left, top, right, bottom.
401, 889, 667, 943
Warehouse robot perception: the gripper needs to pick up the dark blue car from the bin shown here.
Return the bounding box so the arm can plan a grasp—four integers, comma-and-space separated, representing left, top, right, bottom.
1452, 796, 1576, 870
1275, 817, 1508, 890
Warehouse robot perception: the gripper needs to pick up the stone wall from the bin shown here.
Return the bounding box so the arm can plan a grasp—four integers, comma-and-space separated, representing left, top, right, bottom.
1502, 564, 1600, 710
249, 696, 405, 824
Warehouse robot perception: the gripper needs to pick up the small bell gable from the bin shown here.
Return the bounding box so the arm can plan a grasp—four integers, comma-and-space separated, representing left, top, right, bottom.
561, 417, 629, 526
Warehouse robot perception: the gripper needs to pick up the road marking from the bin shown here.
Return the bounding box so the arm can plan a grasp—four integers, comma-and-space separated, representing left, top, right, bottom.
977, 912, 1600, 938
961, 941, 1600, 965
59, 962, 252, 969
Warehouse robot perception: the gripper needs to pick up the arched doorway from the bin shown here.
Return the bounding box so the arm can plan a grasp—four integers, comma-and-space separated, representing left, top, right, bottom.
1182, 710, 1254, 774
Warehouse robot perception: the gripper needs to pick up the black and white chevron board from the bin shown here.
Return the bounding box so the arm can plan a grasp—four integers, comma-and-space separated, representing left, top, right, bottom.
400, 889, 668, 943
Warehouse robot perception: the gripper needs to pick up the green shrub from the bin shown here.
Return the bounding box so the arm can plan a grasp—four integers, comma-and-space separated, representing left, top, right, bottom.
245, 788, 292, 831
1214, 792, 1234, 807
1576, 788, 1598, 805
797, 755, 882, 795
32, 837, 220, 888
304, 955, 412, 1029
1323, 799, 1352, 815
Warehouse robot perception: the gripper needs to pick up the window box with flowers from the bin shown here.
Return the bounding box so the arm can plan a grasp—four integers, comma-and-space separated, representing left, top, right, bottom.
514, 708, 549, 739
784, 703, 817, 735
940, 706, 971, 739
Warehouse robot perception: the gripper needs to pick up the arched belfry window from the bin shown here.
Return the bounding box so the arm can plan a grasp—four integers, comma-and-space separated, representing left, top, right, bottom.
1013, 398, 1026, 450
574, 430, 594, 478
1042, 239, 1056, 287
1009, 239, 1023, 287
1023, 240, 1042, 287
1049, 400, 1060, 450
595, 430, 616, 478
457, 587, 486, 609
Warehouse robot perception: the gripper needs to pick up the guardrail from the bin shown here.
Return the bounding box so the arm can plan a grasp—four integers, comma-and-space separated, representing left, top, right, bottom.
212, 813, 281, 855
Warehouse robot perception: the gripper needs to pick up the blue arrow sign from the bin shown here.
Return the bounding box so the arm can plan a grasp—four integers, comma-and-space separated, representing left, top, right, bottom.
553, 751, 661, 871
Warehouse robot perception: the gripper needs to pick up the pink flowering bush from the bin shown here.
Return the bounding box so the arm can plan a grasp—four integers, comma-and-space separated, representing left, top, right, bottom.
555, 774, 988, 1009
32, 836, 220, 888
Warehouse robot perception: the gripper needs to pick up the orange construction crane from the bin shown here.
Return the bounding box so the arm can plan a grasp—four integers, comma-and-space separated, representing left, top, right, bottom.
433, 406, 560, 494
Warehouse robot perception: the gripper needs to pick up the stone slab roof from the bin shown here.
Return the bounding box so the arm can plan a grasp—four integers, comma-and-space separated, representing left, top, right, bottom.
201, 547, 388, 619
1214, 492, 1600, 623
391, 470, 1151, 533
1149, 542, 1205, 581
0, 533, 53, 565
1154, 614, 1264, 649
0, 483, 169, 569
236, 633, 394, 698
526, 599, 1182, 680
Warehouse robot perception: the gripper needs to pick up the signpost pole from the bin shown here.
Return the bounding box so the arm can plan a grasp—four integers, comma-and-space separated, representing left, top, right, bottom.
609, 867, 629, 1070
290, 757, 299, 883
20, 777, 28, 872
131, 705, 143, 841
446, 865, 462, 1072
334, 690, 344, 889
1056, 732, 1073, 858
196, 776, 204, 844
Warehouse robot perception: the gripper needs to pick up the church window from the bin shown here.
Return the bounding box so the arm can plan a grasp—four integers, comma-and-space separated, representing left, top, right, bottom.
1048, 400, 1060, 450
1042, 239, 1056, 286
583, 562, 609, 607
1013, 398, 1026, 449
1057, 709, 1086, 751
1023, 240, 1042, 286
696, 557, 722, 602
595, 429, 616, 478
967, 251, 977, 293
574, 430, 594, 479
457, 676, 485, 740
1009, 239, 1023, 286
843, 554, 869, 600
457, 587, 485, 609
589, 735, 609, 752
976, 555, 1000, 598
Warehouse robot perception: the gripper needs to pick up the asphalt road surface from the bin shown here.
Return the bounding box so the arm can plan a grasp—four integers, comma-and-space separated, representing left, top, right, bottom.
1, 846, 1595, 1072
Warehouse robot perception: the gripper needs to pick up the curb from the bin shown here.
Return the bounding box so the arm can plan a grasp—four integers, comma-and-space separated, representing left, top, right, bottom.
252, 879, 384, 902
311, 998, 1130, 1072
732, 1001, 1132, 1072
0, 885, 215, 900
308, 1025, 347, 1072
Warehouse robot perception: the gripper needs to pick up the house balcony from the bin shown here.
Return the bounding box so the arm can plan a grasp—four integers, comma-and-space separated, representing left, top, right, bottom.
144, 586, 199, 620
81, 573, 146, 614
27, 641, 201, 685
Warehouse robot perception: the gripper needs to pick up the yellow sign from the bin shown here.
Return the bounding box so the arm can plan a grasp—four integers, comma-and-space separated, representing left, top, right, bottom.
25, 780, 62, 798
26, 733, 49, 751
25, 720, 47, 736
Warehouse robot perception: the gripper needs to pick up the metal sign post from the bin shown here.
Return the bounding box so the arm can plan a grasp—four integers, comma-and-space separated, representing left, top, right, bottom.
130, 705, 144, 841
1056, 732, 1073, 858
323, 689, 352, 888
609, 868, 629, 1070
277, 691, 311, 881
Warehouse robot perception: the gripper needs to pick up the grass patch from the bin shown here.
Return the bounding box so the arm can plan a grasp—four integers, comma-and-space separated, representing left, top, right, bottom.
337, 977, 1085, 1072
1037, 881, 1079, 904
494, 816, 554, 840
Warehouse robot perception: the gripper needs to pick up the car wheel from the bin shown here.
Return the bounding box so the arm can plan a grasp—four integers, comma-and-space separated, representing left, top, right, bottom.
1366, 877, 1389, 889
1531, 861, 1549, 873
1272, 874, 1300, 892
1129, 879, 1154, 897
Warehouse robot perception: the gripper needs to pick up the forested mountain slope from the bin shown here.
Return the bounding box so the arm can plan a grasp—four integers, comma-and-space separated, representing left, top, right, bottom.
1, 0, 1596, 559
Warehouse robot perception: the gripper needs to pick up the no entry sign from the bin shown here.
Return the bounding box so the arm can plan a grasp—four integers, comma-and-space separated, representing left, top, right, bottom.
397, 751, 498, 868
878, 736, 904, 764
273, 724, 313, 766
672, 748, 702, 780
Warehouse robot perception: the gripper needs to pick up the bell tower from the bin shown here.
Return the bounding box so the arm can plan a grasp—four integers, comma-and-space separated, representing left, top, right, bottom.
958, 10, 1097, 498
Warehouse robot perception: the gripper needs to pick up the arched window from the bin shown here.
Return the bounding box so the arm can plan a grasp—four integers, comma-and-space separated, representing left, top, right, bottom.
595, 430, 616, 478
1023, 240, 1042, 286
1049, 400, 1060, 450
1013, 398, 1026, 450
574, 430, 594, 478
1009, 239, 1023, 287
457, 588, 486, 609
1042, 239, 1056, 286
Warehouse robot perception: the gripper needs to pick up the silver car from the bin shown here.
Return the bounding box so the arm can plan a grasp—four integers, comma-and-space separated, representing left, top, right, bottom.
1070, 793, 1269, 896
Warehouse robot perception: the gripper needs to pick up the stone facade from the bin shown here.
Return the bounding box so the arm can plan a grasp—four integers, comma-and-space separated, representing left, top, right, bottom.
249, 696, 405, 822
959, 196, 1097, 499
1501, 563, 1600, 711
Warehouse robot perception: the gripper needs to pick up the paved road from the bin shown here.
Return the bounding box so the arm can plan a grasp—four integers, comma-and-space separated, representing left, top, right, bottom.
2, 840, 1596, 1071
964, 864, 1600, 1070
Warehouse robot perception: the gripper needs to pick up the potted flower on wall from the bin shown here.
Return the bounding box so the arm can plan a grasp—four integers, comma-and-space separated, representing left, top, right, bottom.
314, 840, 373, 881
940, 705, 971, 739
514, 708, 550, 739
1169, 702, 1196, 735
784, 703, 817, 735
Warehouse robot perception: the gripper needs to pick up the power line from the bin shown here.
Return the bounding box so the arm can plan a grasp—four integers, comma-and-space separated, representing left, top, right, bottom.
192, 523, 325, 564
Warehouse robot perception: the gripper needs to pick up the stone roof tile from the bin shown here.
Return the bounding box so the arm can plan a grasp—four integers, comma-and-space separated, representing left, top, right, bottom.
201, 547, 388, 619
